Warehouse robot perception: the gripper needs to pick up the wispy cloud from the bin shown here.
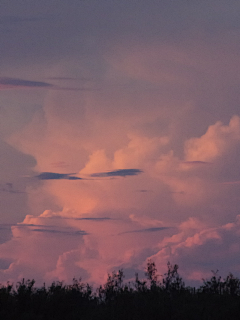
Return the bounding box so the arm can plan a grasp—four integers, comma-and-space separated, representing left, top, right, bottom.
91, 169, 143, 178
169, 191, 185, 194
0, 223, 62, 230
221, 180, 240, 185
39, 216, 112, 221
181, 161, 212, 166
119, 227, 169, 235
47, 77, 91, 82
73, 217, 111, 221
31, 228, 88, 236
50, 162, 69, 168
0, 223, 87, 236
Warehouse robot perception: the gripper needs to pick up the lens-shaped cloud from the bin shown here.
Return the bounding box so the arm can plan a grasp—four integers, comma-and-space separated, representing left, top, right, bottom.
91, 168, 143, 177
0, 77, 53, 89
35, 169, 142, 180
0, 77, 92, 91
35, 172, 82, 180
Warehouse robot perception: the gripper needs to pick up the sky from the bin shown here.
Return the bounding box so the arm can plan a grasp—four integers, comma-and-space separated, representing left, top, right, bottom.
1, 0, 240, 286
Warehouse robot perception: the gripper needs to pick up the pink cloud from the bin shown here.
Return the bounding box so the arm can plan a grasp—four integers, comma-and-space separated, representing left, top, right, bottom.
146, 215, 240, 284
2, 37, 240, 286
185, 116, 240, 162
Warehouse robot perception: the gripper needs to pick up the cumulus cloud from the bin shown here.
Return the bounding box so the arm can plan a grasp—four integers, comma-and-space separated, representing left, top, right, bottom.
184, 116, 240, 163
1, 0, 240, 286
0, 214, 88, 283
145, 215, 240, 284
6, 103, 240, 285
0, 210, 172, 284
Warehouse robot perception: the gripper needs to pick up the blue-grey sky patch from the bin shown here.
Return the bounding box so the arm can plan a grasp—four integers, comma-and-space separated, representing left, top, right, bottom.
0, 15, 52, 25
0, 183, 26, 194
0, 258, 12, 270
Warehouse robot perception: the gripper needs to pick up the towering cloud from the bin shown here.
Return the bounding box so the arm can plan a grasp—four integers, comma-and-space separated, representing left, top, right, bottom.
0, 0, 240, 286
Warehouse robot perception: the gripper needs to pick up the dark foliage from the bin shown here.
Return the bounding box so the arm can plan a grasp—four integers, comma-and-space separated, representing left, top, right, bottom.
0, 262, 240, 319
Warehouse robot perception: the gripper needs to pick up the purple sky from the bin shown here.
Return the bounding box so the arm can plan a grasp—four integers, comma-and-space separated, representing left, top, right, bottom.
0, 0, 240, 285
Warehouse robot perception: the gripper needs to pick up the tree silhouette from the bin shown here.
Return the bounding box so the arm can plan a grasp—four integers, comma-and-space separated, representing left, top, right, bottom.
0, 262, 239, 319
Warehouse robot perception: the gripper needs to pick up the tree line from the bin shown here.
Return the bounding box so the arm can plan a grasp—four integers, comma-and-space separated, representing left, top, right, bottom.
0, 261, 240, 319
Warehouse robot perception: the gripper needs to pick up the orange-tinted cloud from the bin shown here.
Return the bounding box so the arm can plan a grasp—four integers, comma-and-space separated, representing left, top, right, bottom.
2, 33, 240, 286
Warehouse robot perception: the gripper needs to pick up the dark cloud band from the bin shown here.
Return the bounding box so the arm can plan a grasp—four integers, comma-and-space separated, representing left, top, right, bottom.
0, 77, 53, 88
0, 223, 87, 236
0, 77, 91, 91
35, 172, 82, 180
31, 228, 88, 236
91, 169, 143, 177
35, 169, 142, 180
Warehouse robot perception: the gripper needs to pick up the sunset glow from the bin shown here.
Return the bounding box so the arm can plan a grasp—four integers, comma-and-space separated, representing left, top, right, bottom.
1, 0, 240, 287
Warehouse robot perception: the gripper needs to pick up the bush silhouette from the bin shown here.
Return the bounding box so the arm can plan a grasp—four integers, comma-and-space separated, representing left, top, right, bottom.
0, 262, 240, 319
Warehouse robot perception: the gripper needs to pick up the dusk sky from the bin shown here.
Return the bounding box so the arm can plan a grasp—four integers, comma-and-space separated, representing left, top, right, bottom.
1, 0, 240, 286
